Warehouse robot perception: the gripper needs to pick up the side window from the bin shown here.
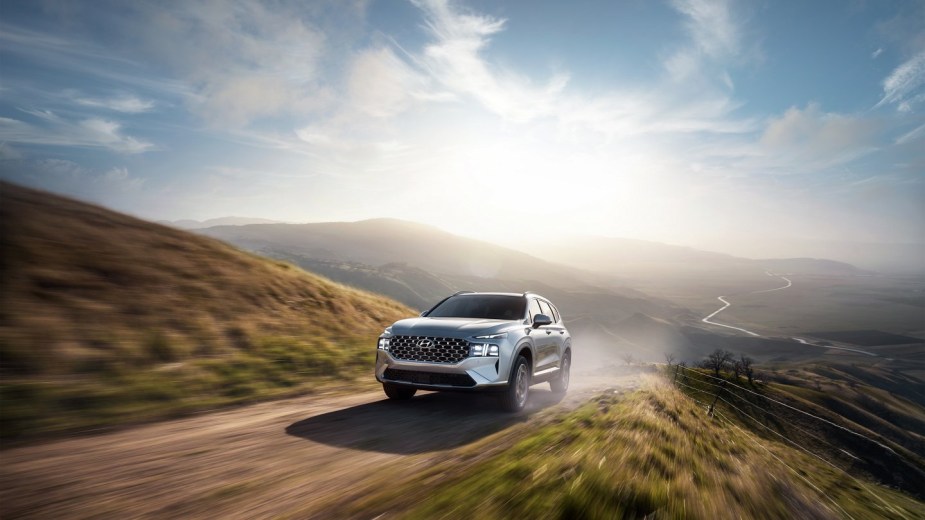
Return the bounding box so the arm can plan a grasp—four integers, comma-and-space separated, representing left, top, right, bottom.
549, 303, 561, 323
537, 300, 553, 321
528, 299, 543, 323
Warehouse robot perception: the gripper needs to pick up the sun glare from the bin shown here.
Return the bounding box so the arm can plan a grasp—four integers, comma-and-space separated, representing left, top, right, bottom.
419, 122, 684, 245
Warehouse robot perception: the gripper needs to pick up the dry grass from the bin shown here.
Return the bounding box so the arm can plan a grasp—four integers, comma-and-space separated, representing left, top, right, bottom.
0, 182, 414, 439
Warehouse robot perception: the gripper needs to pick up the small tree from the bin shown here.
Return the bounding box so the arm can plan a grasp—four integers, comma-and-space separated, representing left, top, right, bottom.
705, 349, 733, 377
739, 354, 754, 384
621, 353, 635, 366
732, 359, 742, 379
664, 353, 676, 366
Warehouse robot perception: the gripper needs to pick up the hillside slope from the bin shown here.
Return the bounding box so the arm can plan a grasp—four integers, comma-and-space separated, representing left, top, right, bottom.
328, 379, 924, 519
0, 182, 413, 439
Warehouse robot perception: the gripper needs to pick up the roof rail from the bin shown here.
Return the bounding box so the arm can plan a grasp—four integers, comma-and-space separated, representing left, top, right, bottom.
521, 291, 534, 297
453, 290, 475, 296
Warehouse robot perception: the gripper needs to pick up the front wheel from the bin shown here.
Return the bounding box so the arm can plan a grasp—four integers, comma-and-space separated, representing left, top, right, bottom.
500, 355, 531, 412
383, 383, 416, 400
550, 350, 571, 394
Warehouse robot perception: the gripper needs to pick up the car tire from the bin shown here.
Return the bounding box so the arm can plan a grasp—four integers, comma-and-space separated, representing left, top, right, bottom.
500, 355, 531, 412
550, 350, 571, 394
383, 383, 416, 400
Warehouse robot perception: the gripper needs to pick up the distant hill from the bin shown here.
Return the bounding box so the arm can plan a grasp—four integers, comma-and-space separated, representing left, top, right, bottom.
159, 216, 283, 229
198, 218, 596, 287
196, 218, 682, 310
0, 182, 413, 439
757, 257, 869, 276
513, 234, 869, 277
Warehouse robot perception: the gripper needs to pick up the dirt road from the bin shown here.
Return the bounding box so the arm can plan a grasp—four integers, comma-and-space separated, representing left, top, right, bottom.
0, 367, 642, 519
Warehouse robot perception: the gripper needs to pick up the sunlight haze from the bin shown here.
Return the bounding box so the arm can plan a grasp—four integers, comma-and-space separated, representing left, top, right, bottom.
1, 0, 923, 271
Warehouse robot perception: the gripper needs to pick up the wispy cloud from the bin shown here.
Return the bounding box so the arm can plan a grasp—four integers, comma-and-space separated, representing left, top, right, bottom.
0, 112, 154, 154
347, 47, 431, 119
757, 103, 880, 171
877, 49, 925, 112
123, 1, 332, 127
664, 0, 742, 86
413, 0, 569, 122
1, 2, 340, 128
0, 142, 23, 160
671, 0, 739, 59
895, 122, 925, 145
72, 93, 156, 113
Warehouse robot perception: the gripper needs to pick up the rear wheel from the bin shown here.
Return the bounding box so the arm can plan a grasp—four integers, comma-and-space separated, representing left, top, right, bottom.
550, 350, 571, 394
500, 355, 531, 412
383, 383, 416, 400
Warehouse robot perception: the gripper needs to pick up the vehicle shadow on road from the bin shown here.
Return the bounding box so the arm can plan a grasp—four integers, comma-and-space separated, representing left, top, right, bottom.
285, 389, 565, 454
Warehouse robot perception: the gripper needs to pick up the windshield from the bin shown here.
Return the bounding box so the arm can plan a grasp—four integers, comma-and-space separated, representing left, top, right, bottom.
427, 294, 526, 320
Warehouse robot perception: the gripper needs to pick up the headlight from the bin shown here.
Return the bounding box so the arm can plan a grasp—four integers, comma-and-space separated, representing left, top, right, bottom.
470, 332, 504, 357
377, 328, 392, 350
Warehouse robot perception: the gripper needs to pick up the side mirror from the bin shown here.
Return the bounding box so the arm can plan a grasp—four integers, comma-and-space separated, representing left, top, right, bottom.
532, 314, 552, 328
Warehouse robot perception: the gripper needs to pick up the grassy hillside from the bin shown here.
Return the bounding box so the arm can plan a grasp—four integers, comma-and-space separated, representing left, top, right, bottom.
0, 182, 414, 440
324, 378, 924, 519
673, 364, 925, 499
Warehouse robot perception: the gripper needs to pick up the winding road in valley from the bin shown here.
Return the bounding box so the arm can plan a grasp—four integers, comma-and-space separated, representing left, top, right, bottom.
700, 272, 882, 358
701, 271, 791, 337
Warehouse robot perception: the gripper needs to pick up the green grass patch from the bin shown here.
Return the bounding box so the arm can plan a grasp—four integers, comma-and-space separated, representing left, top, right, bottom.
346, 382, 924, 520
0, 335, 378, 442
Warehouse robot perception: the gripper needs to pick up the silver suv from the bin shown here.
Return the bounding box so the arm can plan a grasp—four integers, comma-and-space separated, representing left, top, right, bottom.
375, 291, 571, 411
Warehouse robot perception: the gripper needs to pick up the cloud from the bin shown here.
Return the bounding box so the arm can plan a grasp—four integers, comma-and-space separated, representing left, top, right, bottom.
0, 142, 23, 160
124, 1, 331, 126
72, 93, 156, 113
871, 48, 883, 59
895, 122, 925, 145
757, 103, 880, 170
878, 49, 925, 112
0, 112, 154, 154
664, 0, 742, 85
671, 0, 739, 59
98, 166, 145, 190
2, 1, 340, 128
413, 0, 569, 122
347, 47, 431, 118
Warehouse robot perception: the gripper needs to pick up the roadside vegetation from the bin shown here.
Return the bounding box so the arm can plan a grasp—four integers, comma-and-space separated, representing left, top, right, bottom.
0, 182, 414, 441
341, 378, 924, 519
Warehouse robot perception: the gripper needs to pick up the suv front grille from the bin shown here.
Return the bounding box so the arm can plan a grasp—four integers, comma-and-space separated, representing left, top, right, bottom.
389, 335, 469, 363
383, 368, 476, 387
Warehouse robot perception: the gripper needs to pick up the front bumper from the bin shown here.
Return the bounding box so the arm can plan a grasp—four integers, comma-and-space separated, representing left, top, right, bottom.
375, 350, 510, 392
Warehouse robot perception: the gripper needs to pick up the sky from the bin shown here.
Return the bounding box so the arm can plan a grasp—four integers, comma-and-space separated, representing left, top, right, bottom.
1, 0, 923, 267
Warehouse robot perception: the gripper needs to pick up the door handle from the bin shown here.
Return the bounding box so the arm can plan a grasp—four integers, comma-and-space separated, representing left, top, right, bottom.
546, 330, 552, 335
559, 331, 565, 334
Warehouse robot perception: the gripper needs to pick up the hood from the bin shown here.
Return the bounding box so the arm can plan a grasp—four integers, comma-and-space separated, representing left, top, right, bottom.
389, 317, 518, 338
